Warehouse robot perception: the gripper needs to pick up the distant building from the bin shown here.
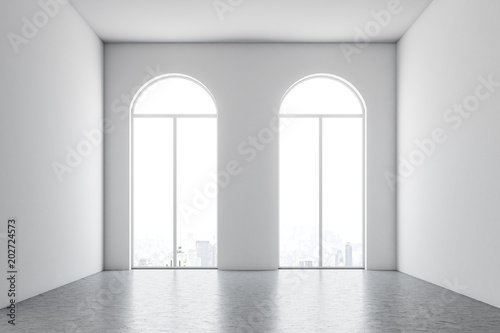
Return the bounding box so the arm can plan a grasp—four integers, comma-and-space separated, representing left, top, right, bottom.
196, 241, 211, 267
335, 250, 344, 266
187, 249, 201, 266
167, 247, 188, 267
299, 260, 313, 267
177, 247, 187, 267
138, 257, 154, 267
345, 242, 353, 267
210, 243, 217, 267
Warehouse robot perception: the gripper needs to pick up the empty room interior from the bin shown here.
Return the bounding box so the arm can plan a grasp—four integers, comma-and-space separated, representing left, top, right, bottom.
1, 0, 500, 331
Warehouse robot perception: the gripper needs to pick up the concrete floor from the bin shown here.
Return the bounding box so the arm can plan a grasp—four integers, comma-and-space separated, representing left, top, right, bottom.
1, 270, 499, 332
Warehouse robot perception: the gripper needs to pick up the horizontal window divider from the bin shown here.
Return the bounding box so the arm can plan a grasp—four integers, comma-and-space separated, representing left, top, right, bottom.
279, 114, 363, 118
134, 114, 217, 118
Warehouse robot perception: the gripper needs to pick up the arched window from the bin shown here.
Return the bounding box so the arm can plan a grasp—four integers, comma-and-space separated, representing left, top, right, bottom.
279, 74, 365, 268
131, 74, 217, 268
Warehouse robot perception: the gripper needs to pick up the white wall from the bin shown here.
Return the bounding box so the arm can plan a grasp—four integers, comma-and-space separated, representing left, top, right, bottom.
398, 0, 500, 308
104, 43, 397, 270
0, 0, 103, 308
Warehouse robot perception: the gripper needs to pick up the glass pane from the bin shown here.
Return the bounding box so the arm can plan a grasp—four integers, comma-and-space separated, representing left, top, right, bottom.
281, 76, 363, 115
133, 118, 174, 267
322, 118, 363, 267
280, 118, 319, 267
133, 76, 216, 115
176, 118, 217, 267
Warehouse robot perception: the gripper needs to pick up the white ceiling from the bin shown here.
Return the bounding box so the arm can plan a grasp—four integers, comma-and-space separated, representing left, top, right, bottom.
70, 0, 434, 43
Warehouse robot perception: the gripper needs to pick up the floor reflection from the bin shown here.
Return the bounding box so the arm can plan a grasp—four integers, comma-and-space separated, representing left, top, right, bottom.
1, 270, 499, 332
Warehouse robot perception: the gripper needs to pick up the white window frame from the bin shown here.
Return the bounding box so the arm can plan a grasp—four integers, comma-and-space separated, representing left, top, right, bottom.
279, 73, 366, 269
130, 74, 218, 269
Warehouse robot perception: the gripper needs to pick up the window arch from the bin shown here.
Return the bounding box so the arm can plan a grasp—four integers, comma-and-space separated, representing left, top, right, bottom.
280, 74, 364, 116
131, 74, 217, 268
279, 74, 365, 268
132, 74, 217, 115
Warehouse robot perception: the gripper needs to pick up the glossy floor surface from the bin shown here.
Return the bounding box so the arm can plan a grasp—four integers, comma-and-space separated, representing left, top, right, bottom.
1, 270, 500, 332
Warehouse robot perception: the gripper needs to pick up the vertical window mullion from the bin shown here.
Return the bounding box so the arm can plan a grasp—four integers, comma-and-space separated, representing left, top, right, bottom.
173, 117, 177, 267
131, 117, 135, 268
362, 116, 365, 268
319, 117, 323, 268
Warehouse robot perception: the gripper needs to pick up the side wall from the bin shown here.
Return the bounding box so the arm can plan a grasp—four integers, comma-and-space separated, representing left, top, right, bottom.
104, 43, 397, 270
398, 0, 500, 308
0, 0, 103, 307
